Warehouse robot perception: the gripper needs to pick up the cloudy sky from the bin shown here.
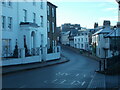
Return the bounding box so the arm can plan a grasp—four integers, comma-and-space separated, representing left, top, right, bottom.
48, 0, 119, 28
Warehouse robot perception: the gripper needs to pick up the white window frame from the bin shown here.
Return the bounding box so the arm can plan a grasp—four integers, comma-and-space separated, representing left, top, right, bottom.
40, 16, 43, 27
8, 0, 12, 7
52, 8, 54, 17
52, 22, 54, 33
47, 6, 50, 15
2, 16, 6, 30
47, 20, 50, 32
40, 0, 43, 9
8, 17, 12, 30
33, 13, 36, 23
33, 0, 36, 6
2, 0, 6, 6
23, 9, 27, 22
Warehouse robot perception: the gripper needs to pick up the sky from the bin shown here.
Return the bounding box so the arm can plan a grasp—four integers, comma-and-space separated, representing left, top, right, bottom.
48, 0, 119, 28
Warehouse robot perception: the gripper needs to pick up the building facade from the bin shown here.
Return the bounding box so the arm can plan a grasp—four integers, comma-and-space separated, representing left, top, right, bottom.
1, 0, 47, 58
74, 29, 90, 51
92, 20, 113, 58
47, 1, 57, 53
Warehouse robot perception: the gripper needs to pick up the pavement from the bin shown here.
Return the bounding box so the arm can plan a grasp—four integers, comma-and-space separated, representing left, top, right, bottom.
2, 55, 70, 75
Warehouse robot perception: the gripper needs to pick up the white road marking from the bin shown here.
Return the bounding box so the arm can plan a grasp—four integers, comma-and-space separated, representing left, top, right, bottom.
52, 79, 57, 83
84, 74, 86, 77
76, 74, 79, 77
44, 80, 48, 83
65, 73, 68, 76
71, 81, 76, 85
81, 81, 86, 86
60, 80, 66, 84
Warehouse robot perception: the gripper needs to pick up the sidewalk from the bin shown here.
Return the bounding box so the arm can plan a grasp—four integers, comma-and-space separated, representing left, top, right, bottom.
2, 56, 70, 75
61, 44, 101, 61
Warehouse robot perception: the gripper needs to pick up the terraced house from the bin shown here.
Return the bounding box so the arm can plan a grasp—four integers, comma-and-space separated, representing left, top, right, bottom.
1, 0, 60, 66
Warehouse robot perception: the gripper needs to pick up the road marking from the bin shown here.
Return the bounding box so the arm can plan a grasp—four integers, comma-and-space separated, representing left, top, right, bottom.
81, 81, 86, 86
76, 74, 79, 77
84, 74, 86, 78
60, 80, 66, 84
52, 79, 57, 83
71, 81, 76, 85
91, 75, 94, 78
44, 80, 47, 83
65, 73, 68, 76
87, 72, 96, 88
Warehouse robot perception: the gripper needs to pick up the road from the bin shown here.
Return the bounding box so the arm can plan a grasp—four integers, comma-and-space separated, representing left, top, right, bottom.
2, 46, 120, 88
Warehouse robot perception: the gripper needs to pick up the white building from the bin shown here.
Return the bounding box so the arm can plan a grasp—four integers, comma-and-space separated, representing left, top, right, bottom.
103, 22, 120, 58
60, 31, 70, 45
1, 0, 47, 58
74, 29, 90, 51
92, 20, 113, 58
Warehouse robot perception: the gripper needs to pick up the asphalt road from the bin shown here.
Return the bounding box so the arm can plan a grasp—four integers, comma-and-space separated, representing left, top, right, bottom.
2, 46, 120, 88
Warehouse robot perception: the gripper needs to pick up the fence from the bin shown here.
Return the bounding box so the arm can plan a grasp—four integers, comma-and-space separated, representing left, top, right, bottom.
1, 46, 61, 66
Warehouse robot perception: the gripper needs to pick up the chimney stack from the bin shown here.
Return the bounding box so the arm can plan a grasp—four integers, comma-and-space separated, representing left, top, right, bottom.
103, 20, 111, 27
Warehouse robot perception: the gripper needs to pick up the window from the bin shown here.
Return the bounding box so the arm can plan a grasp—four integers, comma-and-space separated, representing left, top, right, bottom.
2, 39, 11, 57
52, 22, 54, 33
2, 16, 6, 29
99, 35, 100, 41
81, 44, 83, 48
2, 0, 5, 5
47, 6, 50, 15
99, 48, 100, 55
86, 38, 87, 42
33, 0, 36, 5
81, 38, 83, 42
52, 8, 54, 17
8, 0, 12, 7
40, 16, 43, 27
33, 13, 36, 23
8, 17, 12, 29
47, 20, 50, 32
47, 38, 50, 49
40, 0, 43, 9
23, 9, 27, 22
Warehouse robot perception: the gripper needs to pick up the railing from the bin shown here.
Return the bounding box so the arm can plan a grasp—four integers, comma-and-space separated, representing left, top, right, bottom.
2, 47, 41, 59
26, 47, 41, 57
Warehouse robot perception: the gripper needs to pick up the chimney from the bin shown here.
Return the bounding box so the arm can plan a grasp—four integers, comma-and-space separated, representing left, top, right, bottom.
117, 22, 120, 28
103, 20, 111, 27
117, 22, 120, 36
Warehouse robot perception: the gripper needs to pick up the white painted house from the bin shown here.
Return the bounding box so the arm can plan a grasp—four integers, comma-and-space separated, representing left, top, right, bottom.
92, 20, 114, 58
103, 22, 120, 58
60, 31, 70, 45
1, 0, 47, 59
74, 29, 90, 51
1, 0, 61, 66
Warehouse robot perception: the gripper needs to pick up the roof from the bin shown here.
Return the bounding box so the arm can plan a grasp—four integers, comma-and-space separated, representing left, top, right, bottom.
104, 28, 120, 38
47, 1, 57, 8
93, 27, 112, 36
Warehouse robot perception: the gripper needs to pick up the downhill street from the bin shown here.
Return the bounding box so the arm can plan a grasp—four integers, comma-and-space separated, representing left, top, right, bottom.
2, 46, 120, 88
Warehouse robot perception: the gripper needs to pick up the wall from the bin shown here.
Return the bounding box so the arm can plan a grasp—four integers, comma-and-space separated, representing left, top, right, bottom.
46, 52, 60, 61
2, 56, 41, 66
